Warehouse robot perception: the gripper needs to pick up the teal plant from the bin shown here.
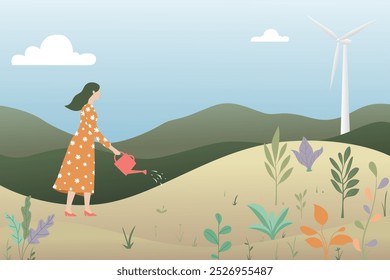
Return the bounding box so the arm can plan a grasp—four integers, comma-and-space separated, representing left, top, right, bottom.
295, 189, 307, 219
122, 226, 136, 249
353, 162, 389, 259
248, 204, 292, 240
329, 146, 360, 218
4, 196, 55, 260
264, 127, 294, 205
203, 213, 232, 259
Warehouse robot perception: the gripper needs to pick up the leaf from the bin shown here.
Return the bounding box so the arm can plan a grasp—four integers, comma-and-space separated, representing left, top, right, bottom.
363, 205, 371, 214
211, 254, 218, 259
365, 239, 378, 247
204, 229, 218, 245
369, 162, 377, 177
264, 162, 275, 180
354, 220, 365, 230
353, 239, 361, 252
337, 227, 346, 232
248, 204, 270, 230
279, 167, 293, 185
338, 152, 343, 165
215, 213, 222, 225
330, 234, 353, 246
249, 224, 271, 238
314, 204, 328, 226
303, 189, 307, 197
21, 196, 32, 240
305, 237, 323, 248
303, 201, 306, 208
300, 226, 317, 236
274, 208, 292, 233
264, 145, 274, 167
280, 155, 291, 173
310, 147, 323, 168
371, 214, 381, 222
344, 147, 351, 163
271, 127, 280, 161
278, 143, 287, 161
28, 215, 55, 245
331, 170, 342, 184
346, 168, 359, 181
344, 157, 353, 177
219, 226, 232, 235
5, 213, 22, 245
346, 179, 359, 190
345, 188, 359, 198
365, 188, 372, 201
329, 158, 341, 173
294, 194, 300, 201
219, 241, 232, 253
293, 150, 305, 167
331, 179, 342, 194
378, 178, 389, 189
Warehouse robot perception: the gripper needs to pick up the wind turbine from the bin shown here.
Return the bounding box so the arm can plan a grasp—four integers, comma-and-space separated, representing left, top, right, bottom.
309, 16, 373, 135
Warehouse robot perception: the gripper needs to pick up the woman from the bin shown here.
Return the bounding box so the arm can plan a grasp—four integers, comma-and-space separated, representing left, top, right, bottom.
53, 82, 121, 216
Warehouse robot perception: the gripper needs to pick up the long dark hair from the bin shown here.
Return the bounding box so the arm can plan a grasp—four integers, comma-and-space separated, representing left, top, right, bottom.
65, 82, 100, 111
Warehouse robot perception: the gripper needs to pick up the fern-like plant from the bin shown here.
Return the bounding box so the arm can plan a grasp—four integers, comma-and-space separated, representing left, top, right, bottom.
203, 213, 232, 259
301, 204, 352, 260
248, 203, 292, 240
122, 226, 136, 249
329, 146, 360, 218
264, 127, 293, 205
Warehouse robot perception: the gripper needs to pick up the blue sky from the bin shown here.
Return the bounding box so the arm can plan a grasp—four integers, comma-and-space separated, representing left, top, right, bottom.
0, 0, 389, 141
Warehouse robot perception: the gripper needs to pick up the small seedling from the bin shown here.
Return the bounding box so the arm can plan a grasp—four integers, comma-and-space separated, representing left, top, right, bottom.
156, 205, 167, 214
3, 240, 12, 260
264, 127, 294, 205
329, 146, 360, 218
301, 204, 352, 259
192, 237, 198, 247
232, 195, 238, 206
27, 248, 36, 260
274, 243, 279, 260
176, 224, 184, 243
122, 226, 136, 249
353, 162, 389, 259
295, 189, 307, 219
203, 213, 232, 259
382, 191, 388, 217
292, 137, 323, 172
244, 238, 254, 260
287, 237, 298, 259
335, 247, 343, 260
248, 203, 292, 240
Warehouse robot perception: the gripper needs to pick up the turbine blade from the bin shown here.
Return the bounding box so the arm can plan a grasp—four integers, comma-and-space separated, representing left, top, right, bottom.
340, 21, 374, 40
330, 43, 341, 88
308, 16, 338, 39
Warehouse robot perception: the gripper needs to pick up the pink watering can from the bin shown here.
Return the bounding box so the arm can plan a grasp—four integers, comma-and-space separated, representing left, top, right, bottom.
114, 152, 147, 176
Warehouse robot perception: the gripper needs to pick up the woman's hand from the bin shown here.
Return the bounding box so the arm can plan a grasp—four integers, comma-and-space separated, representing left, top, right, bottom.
109, 145, 121, 155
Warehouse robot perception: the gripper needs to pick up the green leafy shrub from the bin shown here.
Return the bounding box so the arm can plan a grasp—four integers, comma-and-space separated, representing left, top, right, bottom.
248, 203, 292, 240
203, 213, 232, 259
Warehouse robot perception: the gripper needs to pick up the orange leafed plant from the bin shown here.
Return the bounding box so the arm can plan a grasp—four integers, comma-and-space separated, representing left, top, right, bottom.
301, 204, 352, 259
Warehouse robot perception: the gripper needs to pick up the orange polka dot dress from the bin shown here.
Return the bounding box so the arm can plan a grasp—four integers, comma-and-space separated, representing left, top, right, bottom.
53, 104, 110, 196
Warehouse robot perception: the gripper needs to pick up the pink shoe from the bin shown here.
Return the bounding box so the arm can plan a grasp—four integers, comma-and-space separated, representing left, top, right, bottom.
84, 210, 97, 216
65, 211, 76, 217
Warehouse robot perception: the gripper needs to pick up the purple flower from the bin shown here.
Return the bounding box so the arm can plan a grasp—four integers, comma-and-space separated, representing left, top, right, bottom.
292, 137, 323, 172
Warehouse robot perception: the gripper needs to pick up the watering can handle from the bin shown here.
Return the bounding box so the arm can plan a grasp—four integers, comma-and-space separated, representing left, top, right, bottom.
114, 152, 134, 162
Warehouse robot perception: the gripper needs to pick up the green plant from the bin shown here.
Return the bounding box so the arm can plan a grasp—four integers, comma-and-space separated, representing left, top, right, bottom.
156, 205, 167, 214
274, 243, 279, 260
353, 162, 389, 259
329, 146, 360, 218
301, 204, 352, 260
248, 203, 292, 240
4, 196, 54, 260
232, 195, 238, 206
287, 237, 298, 259
335, 247, 343, 260
244, 238, 254, 260
122, 226, 136, 249
3, 240, 12, 260
382, 191, 388, 217
295, 189, 307, 219
27, 248, 36, 260
264, 127, 294, 205
203, 213, 232, 259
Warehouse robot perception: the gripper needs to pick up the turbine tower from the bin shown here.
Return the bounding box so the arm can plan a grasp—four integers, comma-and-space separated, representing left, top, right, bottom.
309, 16, 373, 135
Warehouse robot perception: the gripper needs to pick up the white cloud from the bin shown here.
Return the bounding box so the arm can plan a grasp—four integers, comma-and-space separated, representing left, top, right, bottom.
11, 35, 96, 66
251, 29, 290, 43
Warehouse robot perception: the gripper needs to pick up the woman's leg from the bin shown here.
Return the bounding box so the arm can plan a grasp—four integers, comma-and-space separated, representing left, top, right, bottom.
66, 191, 76, 213
84, 192, 93, 213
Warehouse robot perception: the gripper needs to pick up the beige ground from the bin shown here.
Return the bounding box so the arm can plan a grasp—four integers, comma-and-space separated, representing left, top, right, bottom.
1, 141, 390, 260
